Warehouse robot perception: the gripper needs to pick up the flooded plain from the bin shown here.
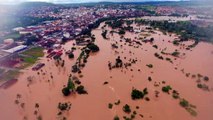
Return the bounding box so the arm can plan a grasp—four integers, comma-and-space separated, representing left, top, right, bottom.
0, 21, 213, 120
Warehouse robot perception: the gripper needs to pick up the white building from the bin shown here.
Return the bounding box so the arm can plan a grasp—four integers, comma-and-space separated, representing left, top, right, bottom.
3, 45, 27, 53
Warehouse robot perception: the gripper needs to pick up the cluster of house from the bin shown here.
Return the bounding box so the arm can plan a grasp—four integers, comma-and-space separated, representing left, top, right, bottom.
156, 6, 194, 16
0, 6, 146, 64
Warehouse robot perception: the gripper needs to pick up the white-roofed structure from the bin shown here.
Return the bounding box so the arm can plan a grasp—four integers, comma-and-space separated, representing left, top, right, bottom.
3, 45, 27, 53
13, 27, 25, 31
3, 39, 14, 44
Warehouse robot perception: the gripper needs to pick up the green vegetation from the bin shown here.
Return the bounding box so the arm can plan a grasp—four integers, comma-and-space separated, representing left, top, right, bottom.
131, 89, 144, 100
22, 57, 38, 64
162, 84, 197, 116
20, 47, 44, 68
131, 88, 148, 100
58, 102, 71, 111
22, 47, 44, 57
135, 19, 213, 43
171, 51, 180, 57
179, 98, 197, 116
180, 99, 189, 108
62, 78, 75, 96
123, 104, 131, 113
106, 19, 124, 29
172, 90, 179, 99
87, 43, 100, 52
197, 83, 209, 91
76, 85, 88, 94
67, 78, 75, 90
162, 85, 172, 93
62, 87, 70, 96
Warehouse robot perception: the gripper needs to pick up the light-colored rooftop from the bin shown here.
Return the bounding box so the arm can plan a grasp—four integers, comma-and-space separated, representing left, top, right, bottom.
3, 45, 27, 53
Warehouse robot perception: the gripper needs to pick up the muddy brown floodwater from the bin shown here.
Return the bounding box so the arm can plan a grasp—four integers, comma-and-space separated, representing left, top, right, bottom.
0, 22, 213, 120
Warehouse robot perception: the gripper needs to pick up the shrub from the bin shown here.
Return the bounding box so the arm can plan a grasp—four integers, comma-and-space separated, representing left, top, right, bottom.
108, 103, 113, 109
153, 45, 158, 49
180, 99, 189, 108
123, 104, 131, 113
62, 78, 76, 96
148, 76, 152, 81
67, 78, 75, 90
58, 103, 68, 111
143, 88, 148, 95
131, 114, 135, 119
172, 90, 179, 99
71, 46, 76, 50
131, 89, 144, 100
173, 40, 180, 45
101, 30, 107, 39
62, 87, 70, 96
68, 53, 74, 59
146, 64, 153, 68
76, 85, 88, 94
171, 51, 180, 57
114, 116, 120, 120
145, 97, 150, 101
197, 84, 203, 88
87, 43, 100, 52
162, 85, 172, 93
118, 29, 126, 35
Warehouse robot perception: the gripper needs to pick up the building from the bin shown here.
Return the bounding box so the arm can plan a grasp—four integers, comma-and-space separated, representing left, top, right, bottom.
3, 45, 27, 53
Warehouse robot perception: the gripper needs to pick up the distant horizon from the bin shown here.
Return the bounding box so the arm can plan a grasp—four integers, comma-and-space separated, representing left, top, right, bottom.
0, 0, 192, 5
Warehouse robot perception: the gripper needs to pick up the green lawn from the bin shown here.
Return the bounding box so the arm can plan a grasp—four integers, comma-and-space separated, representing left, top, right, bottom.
19, 47, 44, 68
22, 47, 44, 57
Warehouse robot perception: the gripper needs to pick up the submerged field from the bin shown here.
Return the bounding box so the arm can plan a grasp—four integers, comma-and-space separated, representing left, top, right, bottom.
0, 20, 213, 120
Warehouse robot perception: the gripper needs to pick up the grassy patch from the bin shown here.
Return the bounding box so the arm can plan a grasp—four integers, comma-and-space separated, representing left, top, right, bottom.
19, 47, 44, 68
22, 47, 44, 58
